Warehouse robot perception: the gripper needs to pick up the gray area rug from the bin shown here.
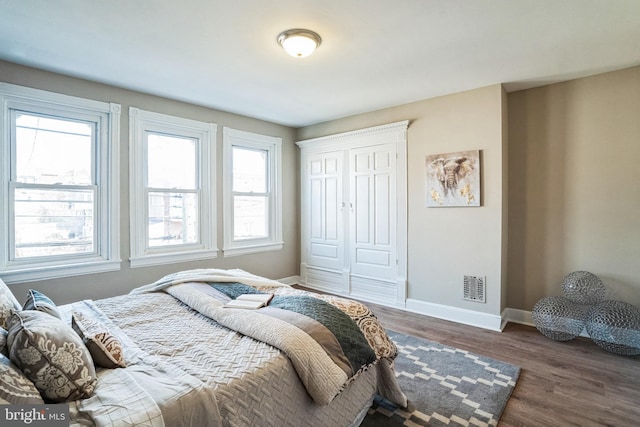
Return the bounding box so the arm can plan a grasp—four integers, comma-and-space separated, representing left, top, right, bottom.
362, 330, 520, 427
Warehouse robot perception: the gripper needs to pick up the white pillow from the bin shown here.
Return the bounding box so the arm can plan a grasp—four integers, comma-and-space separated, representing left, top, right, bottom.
0, 278, 21, 309
0, 279, 21, 329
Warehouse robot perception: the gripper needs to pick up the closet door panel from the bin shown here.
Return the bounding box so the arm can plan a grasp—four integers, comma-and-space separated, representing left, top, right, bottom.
374, 173, 390, 246
306, 151, 344, 271
354, 174, 370, 243
324, 176, 339, 240
350, 144, 396, 280
310, 178, 323, 238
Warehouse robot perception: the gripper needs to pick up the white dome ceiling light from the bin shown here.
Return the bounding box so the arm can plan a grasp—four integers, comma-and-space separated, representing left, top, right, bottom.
277, 29, 322, 58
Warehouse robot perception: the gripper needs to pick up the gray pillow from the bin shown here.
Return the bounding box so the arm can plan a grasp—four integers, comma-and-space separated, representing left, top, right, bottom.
23, 289, 62, 319
7, 310, 97, 402
0, 327, 7, 357
0, 353, 44, 404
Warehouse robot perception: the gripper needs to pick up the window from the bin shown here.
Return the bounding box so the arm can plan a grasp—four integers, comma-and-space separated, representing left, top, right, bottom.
0, 83, 121, 283
223, 127, 282, 256
129, 108, 217, 267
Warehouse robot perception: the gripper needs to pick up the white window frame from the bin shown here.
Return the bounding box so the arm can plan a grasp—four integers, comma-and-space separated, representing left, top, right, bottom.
223, 127, 282, 257
129, 107, 217, 267
0, 83, 121, 283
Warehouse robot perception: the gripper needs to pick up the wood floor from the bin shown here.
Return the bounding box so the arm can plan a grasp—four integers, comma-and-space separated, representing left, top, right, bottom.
366, 301, 640, 427
296, 287, 639, 426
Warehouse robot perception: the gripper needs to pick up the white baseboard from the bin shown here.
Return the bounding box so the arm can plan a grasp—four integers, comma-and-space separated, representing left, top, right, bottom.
502, 307, 589, 337
502, 307, 533, 327
277, 275, 301, 286
406, 298, 504, 332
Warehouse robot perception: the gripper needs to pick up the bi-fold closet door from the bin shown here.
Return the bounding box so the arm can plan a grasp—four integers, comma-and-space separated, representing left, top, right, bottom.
297, 121, 408, 307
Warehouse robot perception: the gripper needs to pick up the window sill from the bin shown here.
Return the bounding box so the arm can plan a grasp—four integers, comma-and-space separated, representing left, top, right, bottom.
0, 259, 122, 284
222, 242, 284, 257
129, 249, 219, 268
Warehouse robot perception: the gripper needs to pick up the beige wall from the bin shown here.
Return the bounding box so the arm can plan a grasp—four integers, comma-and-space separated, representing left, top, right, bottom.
508, 66, 640, 310
3, 58, 636, 318
298, 84, 508, 317
0, 61, 300, 305
301, 66, 640, 317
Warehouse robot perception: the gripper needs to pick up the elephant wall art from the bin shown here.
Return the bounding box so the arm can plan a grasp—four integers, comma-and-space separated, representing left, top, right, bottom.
425, 149, 480, 207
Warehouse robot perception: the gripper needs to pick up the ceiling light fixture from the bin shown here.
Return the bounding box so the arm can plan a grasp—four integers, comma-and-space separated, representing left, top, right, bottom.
277, 29, 322, 58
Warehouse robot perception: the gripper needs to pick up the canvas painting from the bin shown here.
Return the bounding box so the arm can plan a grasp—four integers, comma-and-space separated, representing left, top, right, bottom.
426, 150, 480, 207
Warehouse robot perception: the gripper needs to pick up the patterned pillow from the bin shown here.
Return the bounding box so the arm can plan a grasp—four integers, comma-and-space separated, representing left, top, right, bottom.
1, 294, 15, 330
0, 353, 45, 404
23, 289, 62, 319
0, 327, 7, 357
0, 278, 22, 329
7, 310, 97, 402
72, 311, 126, 369
0, 278, 21, 307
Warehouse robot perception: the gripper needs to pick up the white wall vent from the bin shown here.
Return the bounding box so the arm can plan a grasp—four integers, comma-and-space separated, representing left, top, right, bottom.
463, 275, 486, 303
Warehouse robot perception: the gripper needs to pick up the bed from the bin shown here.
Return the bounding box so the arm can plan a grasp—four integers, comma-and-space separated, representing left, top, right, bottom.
1, 269, 407, 426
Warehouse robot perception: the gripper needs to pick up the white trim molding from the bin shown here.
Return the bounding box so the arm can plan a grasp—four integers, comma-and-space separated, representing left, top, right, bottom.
502, 307, 589, 337
406, 298, 505, 331
296, 120, 410, 150
502, 307, 534, 327
277, 275, 300, 286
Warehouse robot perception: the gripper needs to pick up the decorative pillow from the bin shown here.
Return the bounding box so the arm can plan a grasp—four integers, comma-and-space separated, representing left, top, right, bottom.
23, 289, 62, 319
7, 310, 97, 402
1, 294, 16, 330
1, 278, 22, 329
0, 353, 45, 404
72, 311, 126, 369
0, 278, 21, 307
0, 327, 7, 357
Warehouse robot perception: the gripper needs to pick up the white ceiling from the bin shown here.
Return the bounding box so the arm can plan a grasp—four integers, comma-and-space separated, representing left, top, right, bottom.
1, 0, 639, 127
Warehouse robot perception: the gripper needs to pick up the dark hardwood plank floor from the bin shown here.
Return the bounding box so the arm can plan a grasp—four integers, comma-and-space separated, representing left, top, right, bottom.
368, 302, 639, 427
297, 287, 640, 426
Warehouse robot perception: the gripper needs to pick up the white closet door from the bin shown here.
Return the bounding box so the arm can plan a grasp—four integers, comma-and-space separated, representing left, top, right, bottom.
349, 144, 396, 280
306, 151, 344, 271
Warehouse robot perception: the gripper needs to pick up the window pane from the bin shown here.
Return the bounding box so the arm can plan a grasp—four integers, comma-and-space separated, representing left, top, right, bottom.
234, 195, 268, 240
233, 147, 266, 193
148, 192, 198, 247
14, 187, 94, 258
147, 133, 196, 189
15, 113, 93, 185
